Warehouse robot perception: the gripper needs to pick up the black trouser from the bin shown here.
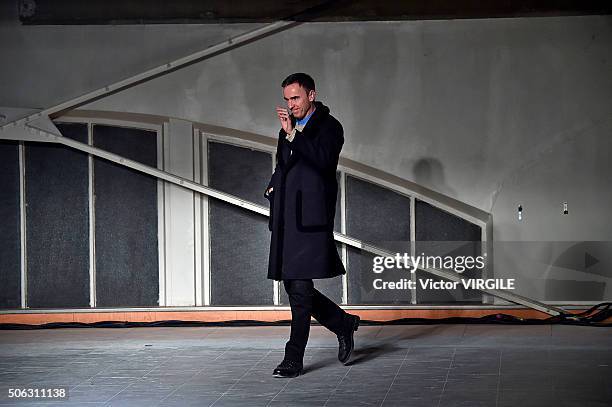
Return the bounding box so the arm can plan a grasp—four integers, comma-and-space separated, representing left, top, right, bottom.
283, 279, 349, 362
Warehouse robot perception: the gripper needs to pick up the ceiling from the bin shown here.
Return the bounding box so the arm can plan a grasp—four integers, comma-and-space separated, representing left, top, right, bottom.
18, 0, 612, 25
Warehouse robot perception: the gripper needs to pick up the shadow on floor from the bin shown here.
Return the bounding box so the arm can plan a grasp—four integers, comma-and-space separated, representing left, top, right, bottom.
348, 325, 448, 365
349, 343, 403, 365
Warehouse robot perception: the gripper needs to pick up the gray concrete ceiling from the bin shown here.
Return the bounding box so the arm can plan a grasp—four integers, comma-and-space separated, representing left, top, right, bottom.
17, 0, 612, 25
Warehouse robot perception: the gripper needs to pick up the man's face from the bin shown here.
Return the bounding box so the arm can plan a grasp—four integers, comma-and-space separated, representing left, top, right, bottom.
283, 83, 315, 120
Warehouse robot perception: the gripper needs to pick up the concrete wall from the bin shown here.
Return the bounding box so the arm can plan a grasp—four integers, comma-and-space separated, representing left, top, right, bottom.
2, 2, 611, 302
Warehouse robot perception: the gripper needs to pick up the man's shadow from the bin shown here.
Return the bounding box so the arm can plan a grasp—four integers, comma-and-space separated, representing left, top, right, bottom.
303, 325, 443, 373
412, 157, 457, 198
348, 324, 444, 365
345, 342, 402, 365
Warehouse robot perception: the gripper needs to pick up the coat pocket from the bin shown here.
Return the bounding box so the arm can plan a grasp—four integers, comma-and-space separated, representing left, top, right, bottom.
296, 189, 329, 232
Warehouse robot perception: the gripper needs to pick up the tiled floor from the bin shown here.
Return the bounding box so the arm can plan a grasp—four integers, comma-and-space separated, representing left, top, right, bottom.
0, 323, 610, 406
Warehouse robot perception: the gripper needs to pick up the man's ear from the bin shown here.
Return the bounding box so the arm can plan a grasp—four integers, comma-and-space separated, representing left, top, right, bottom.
308, 90, 316, 102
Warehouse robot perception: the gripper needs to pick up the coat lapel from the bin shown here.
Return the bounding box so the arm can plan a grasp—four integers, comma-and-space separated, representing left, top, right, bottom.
281, 102, 327, 173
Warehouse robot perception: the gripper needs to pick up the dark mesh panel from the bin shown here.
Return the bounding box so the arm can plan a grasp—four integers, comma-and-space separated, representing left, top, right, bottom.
415, 199, 482, 303
346, 175, 411, 305
25, 122, 89, 308
93, 124, 158, 307
208, 141, 272, 305
0, 141, 21, 309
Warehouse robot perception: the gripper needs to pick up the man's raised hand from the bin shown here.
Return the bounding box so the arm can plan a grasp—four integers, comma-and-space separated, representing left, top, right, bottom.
276, 107, 293, 134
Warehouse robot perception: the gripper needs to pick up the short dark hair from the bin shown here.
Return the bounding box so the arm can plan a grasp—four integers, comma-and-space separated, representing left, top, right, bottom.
281, 73, 315, 93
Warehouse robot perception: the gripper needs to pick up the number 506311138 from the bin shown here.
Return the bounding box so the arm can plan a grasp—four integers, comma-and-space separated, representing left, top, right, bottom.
7, 387, 68, 399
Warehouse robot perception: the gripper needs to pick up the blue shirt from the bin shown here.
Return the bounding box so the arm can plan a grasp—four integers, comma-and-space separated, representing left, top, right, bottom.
296, 108, 316, 127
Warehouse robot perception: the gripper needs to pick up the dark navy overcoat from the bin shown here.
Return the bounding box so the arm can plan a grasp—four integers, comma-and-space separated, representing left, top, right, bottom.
265, 101, 346, 281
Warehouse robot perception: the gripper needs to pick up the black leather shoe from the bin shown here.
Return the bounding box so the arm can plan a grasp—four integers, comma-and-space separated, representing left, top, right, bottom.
273, 359, 303, 378
338, 314, 360, 365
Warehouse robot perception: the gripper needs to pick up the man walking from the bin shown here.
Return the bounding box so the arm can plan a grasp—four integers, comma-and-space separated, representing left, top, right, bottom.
264, 73, 360, 378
